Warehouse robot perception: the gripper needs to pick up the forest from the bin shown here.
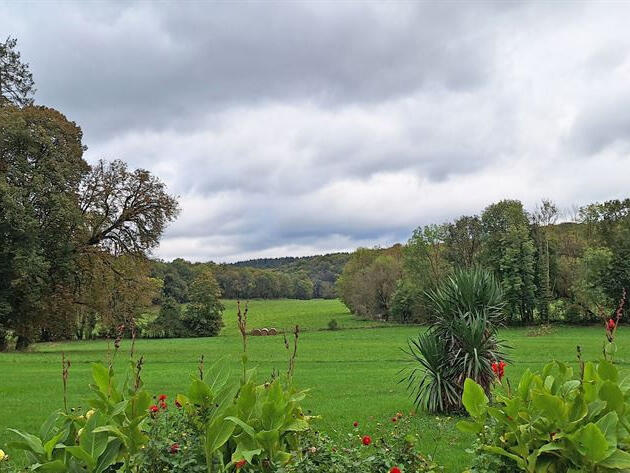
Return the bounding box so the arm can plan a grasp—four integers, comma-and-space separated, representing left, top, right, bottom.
338, 198, 630, 325
151, 252, 349, 303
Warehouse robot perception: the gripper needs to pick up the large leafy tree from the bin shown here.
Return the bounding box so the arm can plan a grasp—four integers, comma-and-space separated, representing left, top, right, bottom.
481, 200, 537, 323
531, 199, 559, 322
80, 159, 179, 255
183, 269, 225, 337
337, 246, 404, 320
0, 105, 88, 348
444, 215, 483, 268
0, 37, 35, 106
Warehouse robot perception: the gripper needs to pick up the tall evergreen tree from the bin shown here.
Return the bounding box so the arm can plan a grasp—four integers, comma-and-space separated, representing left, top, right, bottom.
0, 37, 35, 106
481, 200, 537, 323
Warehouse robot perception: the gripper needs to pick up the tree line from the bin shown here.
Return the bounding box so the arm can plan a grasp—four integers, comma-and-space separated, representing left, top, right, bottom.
337, 198, 630, 325
151, 252, 349, 303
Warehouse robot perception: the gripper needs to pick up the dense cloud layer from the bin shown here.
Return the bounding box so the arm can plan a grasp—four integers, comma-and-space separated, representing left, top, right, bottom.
2, 2, 630, 261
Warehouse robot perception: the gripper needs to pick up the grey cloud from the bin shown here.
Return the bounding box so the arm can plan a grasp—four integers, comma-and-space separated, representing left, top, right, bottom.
3, 1, 630, 262
1, 1, 504, 142
570, 96, 630, 155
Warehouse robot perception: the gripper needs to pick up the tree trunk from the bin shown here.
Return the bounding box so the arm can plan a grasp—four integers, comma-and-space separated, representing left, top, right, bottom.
0, 330, 8, 352
15, 334, 31, 351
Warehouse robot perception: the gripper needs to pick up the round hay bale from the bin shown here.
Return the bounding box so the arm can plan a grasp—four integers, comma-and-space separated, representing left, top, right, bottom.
260, 328, 269, 336
251, 329, 262, 336
268, 328, 278, 336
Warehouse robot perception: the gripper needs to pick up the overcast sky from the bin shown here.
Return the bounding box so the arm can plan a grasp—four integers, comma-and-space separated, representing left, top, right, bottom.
2, 1, 630, 262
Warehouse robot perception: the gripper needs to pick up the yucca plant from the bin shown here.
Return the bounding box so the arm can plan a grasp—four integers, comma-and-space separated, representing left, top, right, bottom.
403, 331, 459, 412
403, 267, 508, 413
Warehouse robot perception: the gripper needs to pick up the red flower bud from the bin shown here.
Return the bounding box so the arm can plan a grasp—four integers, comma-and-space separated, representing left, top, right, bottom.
362, 435, 372, 446
353, 421, 358, 428
235, 459, 247, 469
390, 468, 402, 473
169, 443, 179, 454
149, 405, 159, 413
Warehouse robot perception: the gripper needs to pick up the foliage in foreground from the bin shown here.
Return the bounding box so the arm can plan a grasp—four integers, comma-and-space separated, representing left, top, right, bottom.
403, 268, 507, 413
460, 359, 630, 472
2, 303, 443, 473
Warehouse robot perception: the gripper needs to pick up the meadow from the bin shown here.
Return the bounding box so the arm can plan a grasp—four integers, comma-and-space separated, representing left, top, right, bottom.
1, 298, 628, 472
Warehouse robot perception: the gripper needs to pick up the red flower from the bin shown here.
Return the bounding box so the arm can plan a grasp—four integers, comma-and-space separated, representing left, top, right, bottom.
492, 360, 506, 381
235, 459, 247, 469
149, 405, 159, 413
169, 443, 180, 454
353, 421, 358, 428
390, 468, 402, 473
158, 394, 167, 401
159, 400, 167, 410
392, 417, 397, 423
175, 399, 182, 408
608, 319, 616, 331
362, 435, 372, 446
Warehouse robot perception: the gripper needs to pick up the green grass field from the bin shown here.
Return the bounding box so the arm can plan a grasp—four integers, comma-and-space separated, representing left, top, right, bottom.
1, 299, 627, 472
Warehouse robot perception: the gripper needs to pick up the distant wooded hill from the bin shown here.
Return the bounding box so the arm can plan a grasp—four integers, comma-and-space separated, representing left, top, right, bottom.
151, 252, 351, 302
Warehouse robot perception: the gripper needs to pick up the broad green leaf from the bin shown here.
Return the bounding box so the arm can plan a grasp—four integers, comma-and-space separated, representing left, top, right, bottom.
225, 416, 256, 438
236, 382, 257, 420
109, 400, 128, 417
231, 448, 262, 464
462, 378, 488, 418
94, 439, 122, 473
598, 449, 630, 469
598, 360, 619, 382
595, 411, 618, 448
39, 412, 61, 440
583, 363, 599, 402
273, 450, 292, 464
206, 414, 237, 454
65, 446, 96, 470
255, 429, 280, 455
482, 446, 526, 469
92, 426, 129, 446
456, 420, 482, 433
569, 423, 609, 462
599, 381, 625, 415
283, 418, 309, 432
79, 414, 108, 462
43, 430, 67, 460
32, 460, 67, 472
568, 394, 588, 424
7, 428, 45, 455
517, 369, 534, 400
91, 364, 111, 396
532, 392, 567, 422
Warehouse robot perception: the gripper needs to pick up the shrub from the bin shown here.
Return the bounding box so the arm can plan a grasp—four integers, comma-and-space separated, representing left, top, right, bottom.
391, 281, 424, 324
459, 360, 630, 472
183, 269, 225, 337
403, 268, 507, 413
145, 297, 189, 338
285, 413, 443, 473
